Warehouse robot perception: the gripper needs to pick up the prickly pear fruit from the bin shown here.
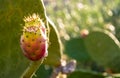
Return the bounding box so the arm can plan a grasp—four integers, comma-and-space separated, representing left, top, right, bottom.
20, 14, 48, 61
80, 29, 89, 38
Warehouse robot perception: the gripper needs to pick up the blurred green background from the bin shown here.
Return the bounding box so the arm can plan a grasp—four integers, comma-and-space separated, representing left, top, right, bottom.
44, 0, 120, 39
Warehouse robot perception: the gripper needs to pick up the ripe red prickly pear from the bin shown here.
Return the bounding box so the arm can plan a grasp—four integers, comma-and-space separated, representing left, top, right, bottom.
20, 14, 48, 61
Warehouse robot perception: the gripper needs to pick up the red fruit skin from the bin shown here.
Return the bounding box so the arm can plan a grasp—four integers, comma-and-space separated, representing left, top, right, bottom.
20, 34, 47, 61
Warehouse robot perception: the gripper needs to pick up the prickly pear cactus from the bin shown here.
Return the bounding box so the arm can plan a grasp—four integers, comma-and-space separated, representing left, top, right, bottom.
84, 30, 120, 72
43, 18, 62, 66
65, 37, 91, 62
20, 14, 48, 61
0, 0, 62, 78
68, 70, 104, 78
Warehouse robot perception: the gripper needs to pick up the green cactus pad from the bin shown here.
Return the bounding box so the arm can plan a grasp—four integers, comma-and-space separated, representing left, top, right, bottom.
43, 18, 62, 66
0, 0, 62, 77
65, 37, 91, 62
84, 30, 120, 72
68, 70, 104, 78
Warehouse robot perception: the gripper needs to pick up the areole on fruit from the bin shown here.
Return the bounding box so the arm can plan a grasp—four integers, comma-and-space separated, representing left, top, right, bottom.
20, 13, 48, 61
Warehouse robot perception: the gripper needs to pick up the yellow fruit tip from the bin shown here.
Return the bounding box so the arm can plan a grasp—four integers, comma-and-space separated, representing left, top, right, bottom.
23, 13, 41, 22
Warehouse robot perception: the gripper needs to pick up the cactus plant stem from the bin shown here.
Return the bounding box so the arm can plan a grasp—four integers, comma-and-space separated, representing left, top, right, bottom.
21, 59, 44, 78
